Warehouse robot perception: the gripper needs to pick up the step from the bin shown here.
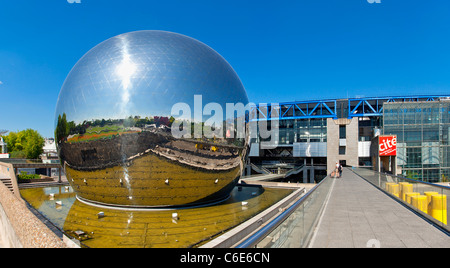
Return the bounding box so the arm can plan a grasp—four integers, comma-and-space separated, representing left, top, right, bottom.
0, 178, 15, 193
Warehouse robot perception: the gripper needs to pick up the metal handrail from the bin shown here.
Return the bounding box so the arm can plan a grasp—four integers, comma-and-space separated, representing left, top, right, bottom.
382, 172, 450, 190
357, 167, 450, 190
235, 174, 331, 248
352, 167, 450, 232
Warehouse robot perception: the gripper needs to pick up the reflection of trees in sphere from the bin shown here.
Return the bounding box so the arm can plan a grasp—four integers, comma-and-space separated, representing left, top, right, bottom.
55, 30, 249, 208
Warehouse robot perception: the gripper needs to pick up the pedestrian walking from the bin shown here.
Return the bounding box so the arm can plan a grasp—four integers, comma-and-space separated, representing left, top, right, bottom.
335, 161, 340, 178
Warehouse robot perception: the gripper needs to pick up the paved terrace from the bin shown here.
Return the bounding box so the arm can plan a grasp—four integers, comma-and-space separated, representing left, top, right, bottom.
310, 168, 450, 248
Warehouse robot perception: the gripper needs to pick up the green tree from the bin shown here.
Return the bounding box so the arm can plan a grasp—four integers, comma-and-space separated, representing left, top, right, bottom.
123, 116, 136, 128
55, 113, 68, 142
1, 129, 45, 159
67, 120, 76, 135
4, 131, 18, 153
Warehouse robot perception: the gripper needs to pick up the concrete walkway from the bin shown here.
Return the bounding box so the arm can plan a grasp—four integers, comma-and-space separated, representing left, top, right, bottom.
310, 169, 450, 248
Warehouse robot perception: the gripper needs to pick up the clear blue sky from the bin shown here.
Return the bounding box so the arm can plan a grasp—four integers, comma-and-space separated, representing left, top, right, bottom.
1, 0, 450, 138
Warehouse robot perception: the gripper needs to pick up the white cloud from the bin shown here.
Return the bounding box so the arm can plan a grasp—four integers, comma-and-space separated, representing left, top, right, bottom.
0, 81, 3, 85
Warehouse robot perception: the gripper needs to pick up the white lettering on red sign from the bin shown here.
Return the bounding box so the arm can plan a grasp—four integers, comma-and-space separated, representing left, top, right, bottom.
379, 136, 397, 156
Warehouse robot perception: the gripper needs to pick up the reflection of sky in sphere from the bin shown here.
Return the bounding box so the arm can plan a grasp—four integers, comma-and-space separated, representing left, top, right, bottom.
55, 30, 248, 125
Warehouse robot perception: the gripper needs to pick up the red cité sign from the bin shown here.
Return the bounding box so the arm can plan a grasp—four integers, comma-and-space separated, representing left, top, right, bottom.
379, 136, 397, 156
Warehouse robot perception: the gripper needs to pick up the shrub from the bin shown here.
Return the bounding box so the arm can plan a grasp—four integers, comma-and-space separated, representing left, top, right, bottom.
17, 171, 40, 180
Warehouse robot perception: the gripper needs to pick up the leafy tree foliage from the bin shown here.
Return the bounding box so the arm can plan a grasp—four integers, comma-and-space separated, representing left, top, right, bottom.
1, 129, 45, 159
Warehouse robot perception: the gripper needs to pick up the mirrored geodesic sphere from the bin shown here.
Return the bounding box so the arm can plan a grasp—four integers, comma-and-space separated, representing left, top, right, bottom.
55, 30, 249, 208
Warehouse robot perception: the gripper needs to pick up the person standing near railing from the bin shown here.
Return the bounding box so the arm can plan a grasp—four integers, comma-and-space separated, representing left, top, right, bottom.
335, 162, 340, 178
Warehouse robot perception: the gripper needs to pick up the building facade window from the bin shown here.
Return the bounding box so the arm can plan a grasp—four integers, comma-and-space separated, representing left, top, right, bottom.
277, 118, 328, 144
383, 101, 450, 183
339, 125, 346, 139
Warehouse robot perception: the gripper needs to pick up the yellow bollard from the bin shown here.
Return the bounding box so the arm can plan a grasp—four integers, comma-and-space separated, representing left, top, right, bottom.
390, 184, 400, 198
424, 192, 439, 216
431, 194, 447, 225
412, 195, 427, 214
385, 182, 395, 193
195, 143, 204, 150
400, 183, 413, 201
399, 182, 408, 200
405, 192, 420, 205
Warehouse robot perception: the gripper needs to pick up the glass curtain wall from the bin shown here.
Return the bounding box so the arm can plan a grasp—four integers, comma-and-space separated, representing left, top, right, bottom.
278, 118, 327, 145
383, 101, 450, 183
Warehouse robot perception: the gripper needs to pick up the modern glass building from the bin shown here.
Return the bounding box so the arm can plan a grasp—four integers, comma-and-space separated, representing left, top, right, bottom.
248, 96, 450, 184
383, 101, 450, 183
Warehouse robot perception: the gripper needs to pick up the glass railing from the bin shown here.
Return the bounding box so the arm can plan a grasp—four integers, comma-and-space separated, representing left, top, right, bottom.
236, 174, 334, 248
352, 167, 449, 232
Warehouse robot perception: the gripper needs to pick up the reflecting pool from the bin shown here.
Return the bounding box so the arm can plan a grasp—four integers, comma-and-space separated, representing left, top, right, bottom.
20, 185, 293, 248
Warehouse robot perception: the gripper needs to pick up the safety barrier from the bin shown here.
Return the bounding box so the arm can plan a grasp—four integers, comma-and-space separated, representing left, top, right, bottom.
411, 195, 427, 214
352, 167, 449, 232
431, 194, 447, 225
236, 174, 334, 248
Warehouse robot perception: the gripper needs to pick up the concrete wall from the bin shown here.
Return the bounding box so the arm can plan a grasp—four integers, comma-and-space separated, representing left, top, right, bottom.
0, 162, 20, 198
0, 201, 22, 248
326, 118, 359, 173
0, 179, 70, 247
0, 162, 74, 248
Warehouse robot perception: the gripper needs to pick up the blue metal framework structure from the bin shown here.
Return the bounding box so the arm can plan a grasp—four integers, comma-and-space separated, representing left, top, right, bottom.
250, 95, 450, 121
347, 95, 448, 118
250, 99, 338, 121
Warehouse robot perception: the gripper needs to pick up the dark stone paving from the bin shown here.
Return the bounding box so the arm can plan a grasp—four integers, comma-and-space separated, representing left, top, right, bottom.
310, 169, 450, 248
